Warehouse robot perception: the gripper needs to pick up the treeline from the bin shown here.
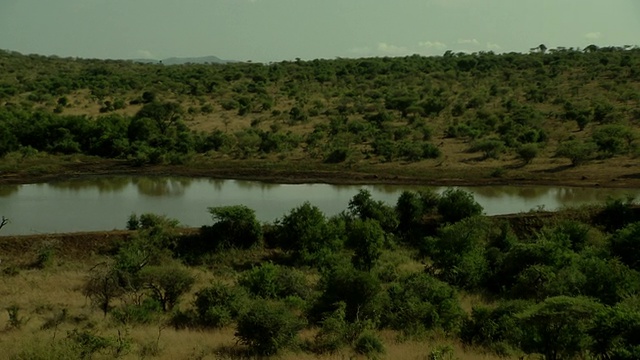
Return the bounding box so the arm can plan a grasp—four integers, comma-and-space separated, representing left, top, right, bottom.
1, 46, 640, 167
69, 190, 640, 359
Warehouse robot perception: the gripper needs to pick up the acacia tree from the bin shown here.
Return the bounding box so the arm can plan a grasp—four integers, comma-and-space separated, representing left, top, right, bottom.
204, 205, 262, 250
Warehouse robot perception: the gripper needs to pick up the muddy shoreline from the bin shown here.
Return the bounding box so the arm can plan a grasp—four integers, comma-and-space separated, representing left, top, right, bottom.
1, 159, 639, 188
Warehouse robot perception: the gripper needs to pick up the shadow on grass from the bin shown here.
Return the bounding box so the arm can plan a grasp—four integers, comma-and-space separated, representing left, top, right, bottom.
531, 164, 574, 173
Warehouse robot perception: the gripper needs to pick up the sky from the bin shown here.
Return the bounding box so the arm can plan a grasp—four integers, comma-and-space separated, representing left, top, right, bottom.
1, 0, 639, 63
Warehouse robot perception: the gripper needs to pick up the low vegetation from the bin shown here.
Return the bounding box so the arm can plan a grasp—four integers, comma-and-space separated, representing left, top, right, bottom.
1, 46, 640, 185
2, 190, 640, 359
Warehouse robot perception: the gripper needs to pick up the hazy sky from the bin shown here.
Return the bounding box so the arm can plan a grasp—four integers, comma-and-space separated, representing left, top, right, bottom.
1, 0, 639, 62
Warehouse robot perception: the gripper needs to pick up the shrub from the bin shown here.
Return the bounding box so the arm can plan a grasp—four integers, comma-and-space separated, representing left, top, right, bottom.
310, 265, 383, 325
313, 302, 368, 354
592, 124, 635, 157
139, 265, 195, 311
384, 273, 465, 335
437, 188, 483, 224
469, 138, 505, 159
422, 142, 442, 159
518, 296, 604, 360
324, 147, 348, 163
611, 221, 640, 270
34, 240, 57, 269
347, 219, 385, 271
517, 143, 538, 165
194, 283, 249, 328
462, 300, 532, 356
596, 196, 637, 232
238, 262, 310, 299
275, 202, 342, 265
555, 139, 597, 166
354, 331, 385, 358
201, 205, 262, 250
235, 301, 306, 356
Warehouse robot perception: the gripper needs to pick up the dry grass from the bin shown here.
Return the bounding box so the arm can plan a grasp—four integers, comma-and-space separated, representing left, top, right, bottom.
0, 251, 518, 360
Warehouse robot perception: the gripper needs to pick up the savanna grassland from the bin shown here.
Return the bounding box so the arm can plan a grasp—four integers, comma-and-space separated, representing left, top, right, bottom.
2, 47, 640, 360
0, 46, 640, 186
2, 190, 640, 359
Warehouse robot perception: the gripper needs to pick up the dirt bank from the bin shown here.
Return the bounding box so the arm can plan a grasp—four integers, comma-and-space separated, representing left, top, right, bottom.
1, 158, 640, 188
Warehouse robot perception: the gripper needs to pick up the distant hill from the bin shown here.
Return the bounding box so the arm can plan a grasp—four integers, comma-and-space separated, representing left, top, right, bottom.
131, 55, 232, 65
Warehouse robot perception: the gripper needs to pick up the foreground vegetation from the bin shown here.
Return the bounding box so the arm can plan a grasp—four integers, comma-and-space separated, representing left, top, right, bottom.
1, 46, 640, 185
2, 189, 640, 359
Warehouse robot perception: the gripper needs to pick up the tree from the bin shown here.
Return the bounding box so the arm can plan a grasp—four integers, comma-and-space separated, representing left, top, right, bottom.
311, 265, 383, 324
555, 139, 597, 166
424, 216, 491, 289
437, 188, 483, 223
347, 219, 385, 271
0, 216, 8, 231
194, 282, 250, 328
470, 138, 505, 160
83, 264, 125, 316
518, 296, 604, 360
516, 143, 538, 165
235, 301, 305, 356
592, 124, 635, 157
134, 101, 184, 135
203, 205, 262, 250
611, 222, 640, 270
348, 189, 398, 233
275, 202, 340, 264
139, 264, 195, 312
385, 273, 465, 335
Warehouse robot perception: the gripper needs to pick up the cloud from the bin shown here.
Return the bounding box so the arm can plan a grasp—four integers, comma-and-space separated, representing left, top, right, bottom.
584, 32, 602, 40
136, 49, 155, 59
418, 41, 447, 49
457, 38, 480, 45
377, 42, 409, 55
486, 42, 501, 50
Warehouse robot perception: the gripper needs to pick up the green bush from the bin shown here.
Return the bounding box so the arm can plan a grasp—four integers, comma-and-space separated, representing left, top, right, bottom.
235, 300, 306, 356
201, 205, 262, 250
347, 219, 385, 271
461, 300, 532, 354
384, 273, 465, 335
516, 143, 538, 165
555, 139, 597, 166
469, 138, 505, 159
34, 240, 57, 269
354, 331, 385, 358
275, 202, 342, 265
310, 264, 383, 325
437, 188, 483, 224
194, 283, 249, 328
324, 147, 349, 163
139, 264, 195, 311
611, 221, 640, 270
238, 262, 310, 299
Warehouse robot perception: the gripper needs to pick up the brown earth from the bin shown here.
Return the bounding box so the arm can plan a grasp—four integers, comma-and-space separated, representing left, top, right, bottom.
1, 155, 639, 188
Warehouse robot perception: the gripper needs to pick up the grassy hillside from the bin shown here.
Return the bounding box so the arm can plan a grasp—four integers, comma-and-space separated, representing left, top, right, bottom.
1, 47, 640, 185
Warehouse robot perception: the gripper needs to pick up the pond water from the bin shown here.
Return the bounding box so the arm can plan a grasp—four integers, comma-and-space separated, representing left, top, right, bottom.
0, 176, 639, 235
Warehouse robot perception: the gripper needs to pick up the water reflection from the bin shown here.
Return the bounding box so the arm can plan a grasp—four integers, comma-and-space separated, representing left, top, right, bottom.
1, 176, 640, 236
132, 177, 192, 197
49, 177, 130, 193
0, 185, 19, 197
